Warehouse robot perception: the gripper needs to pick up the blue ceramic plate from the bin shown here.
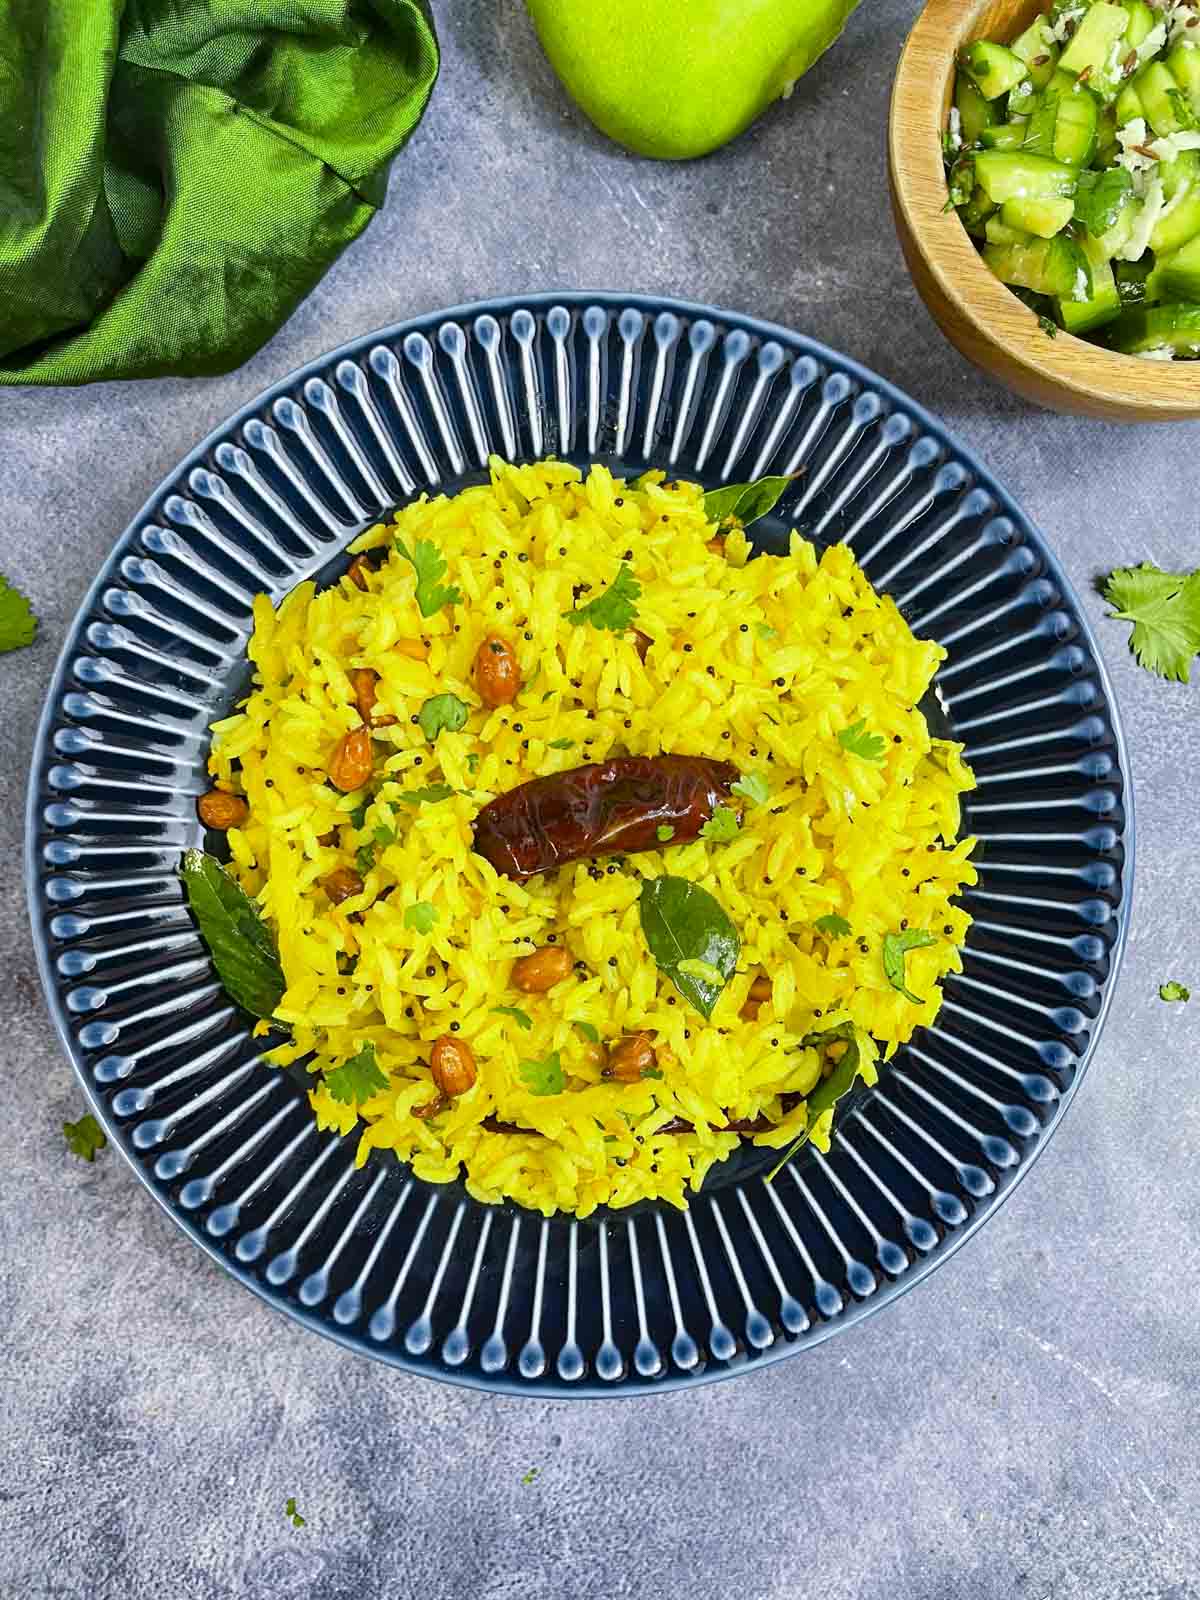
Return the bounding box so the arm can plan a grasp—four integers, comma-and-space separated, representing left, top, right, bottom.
28, 294, 1132, 1394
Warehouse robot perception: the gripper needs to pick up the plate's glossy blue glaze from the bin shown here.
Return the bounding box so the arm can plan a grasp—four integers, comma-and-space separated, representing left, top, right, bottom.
27, 294, 1132, 1394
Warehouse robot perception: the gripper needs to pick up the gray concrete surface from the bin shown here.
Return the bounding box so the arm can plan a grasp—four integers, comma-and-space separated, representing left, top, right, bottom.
4, 3, 1199, 1596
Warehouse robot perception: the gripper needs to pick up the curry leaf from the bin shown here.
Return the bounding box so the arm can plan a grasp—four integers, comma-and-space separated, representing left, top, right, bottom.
181, 849, 285, 1021
638, 875, 740, 1020
572, 1019, 600, 1043
766, 1024, 862, 1180
703, 475, 793, 529
492, 1005, 534, 1030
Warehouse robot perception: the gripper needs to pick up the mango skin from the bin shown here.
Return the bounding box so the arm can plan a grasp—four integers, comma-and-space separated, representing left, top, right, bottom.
525, 0, 861, 161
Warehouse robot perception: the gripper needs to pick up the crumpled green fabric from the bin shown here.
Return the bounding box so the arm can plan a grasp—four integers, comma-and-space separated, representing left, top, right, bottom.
0, 0, 438, 385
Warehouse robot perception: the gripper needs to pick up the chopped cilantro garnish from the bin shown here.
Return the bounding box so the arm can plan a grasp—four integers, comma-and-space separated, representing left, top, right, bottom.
754, 622, 777, 641
518, 1051, 565, 1096
563, 563, 641, 632
348, 796, 371, 829
404, 901, 438, 934
548, 737, 574, 750
394, 536, 462, 617
418, 694, 468, 741
373, 824, 396, 847
700, 804, 740, 843
396, 784, 456, 806
63, 1112, 106, 1162
355, 842, 377, 877
656, 824, 675, 842
730, 771, 770, 806
1037, 314, 1059, 339
815, 914, 852, 938
572, 1020, 600, 1043
323, 1042, 387, 1105
837, 719, 887, 761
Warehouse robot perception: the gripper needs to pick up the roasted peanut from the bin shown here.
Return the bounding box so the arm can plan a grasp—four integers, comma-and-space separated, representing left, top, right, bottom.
605, 1032, 658, 1082
474, 633, 522, 707
317, 829, 339, 847
323, 866, 364, 905
412, 1092, 447, 1120
431, 1035, 477, 1098
748, 975, 772, 1004
511, 944, 572, 993
197, 790, 248, 831
328, 726, 373, 792
706, 534, 727, 556
395, 637, 430, 661
631, 629, 653, 663
739, 1002, 761, 1022
351, 668, 379, 723
346, 555, 370, 591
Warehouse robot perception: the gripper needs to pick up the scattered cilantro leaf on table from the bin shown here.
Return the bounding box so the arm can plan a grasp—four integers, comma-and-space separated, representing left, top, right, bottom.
883, 929, 938, 1004
700, 805, 740, 843
838, 719, 887, 761
1102, 563, 1200, 682
492, 1005, 533, 1030
404, 901, 438, 934
563, 563, 640, 632
394, 536, 462, 617
1159, 981, 1190, 1003
0, 574, 37, 652
518, 1051, 565, 1096
521, 1468, 540, 1486
323, 1042, 387, 1105
284, 1497, 306, 1529
63, 1113, 106, 1162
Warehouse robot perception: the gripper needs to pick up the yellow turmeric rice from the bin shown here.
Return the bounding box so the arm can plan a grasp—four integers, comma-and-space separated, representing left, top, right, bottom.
205, 458, 977, 1217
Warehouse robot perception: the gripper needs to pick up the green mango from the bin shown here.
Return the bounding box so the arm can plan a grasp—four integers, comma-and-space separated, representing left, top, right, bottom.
524, 0, 862, 161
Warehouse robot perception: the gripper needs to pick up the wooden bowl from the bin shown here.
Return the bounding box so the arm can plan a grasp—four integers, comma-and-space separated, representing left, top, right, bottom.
889, 0, 1200, 420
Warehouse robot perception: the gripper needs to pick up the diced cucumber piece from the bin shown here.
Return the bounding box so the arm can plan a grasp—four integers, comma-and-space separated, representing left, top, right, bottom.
1012, 18, 1060, 90
1059, 3, 1129, 80
1120, 0, 1156, 51
1001, 195, 1077, 236
1051, 76, 1101, 164
974, 149, 1079, 203
1098, 195, 1137, 256
962, 40, 1030, 100
960, 186, 998, 236
1115, 257, 1157, 304
1116, 81, 1145, 125
1095, 103, 1120, 165
980, 122, 1031, 150
1009, 76, 1039, 117
955, 70, 1000, 145
1105, 303, 1200, 354
983, 232, 1090, 298
1135, 61, 1194, 137
984, 216, 1034, 246
1150, 233, 1200, 300
1167, 44, 1200, 116
1151, 152, 1200, 254
1056, 234, 1122, 332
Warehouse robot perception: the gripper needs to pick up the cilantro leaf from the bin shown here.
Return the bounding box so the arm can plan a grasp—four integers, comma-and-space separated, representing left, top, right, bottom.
323, 1042, 388, 1105
518, 1051, 565, 1096
285, 1497, 306, 1529
394, 536, 462, 617
373, 824, 396, 847
181, 849, 285, 1021
521, 1468, 540, 1486
730, 771, 770, 806
1037, 314, 1059, 340
397, 784, 456, 806
548, 737, 574, 750
404, 901, 438, 934
355, 842, 377, 877
656, 824, 675, 842
700, 804, 740, 843
418, 694, 469, 741
1073, 166, 1133, 238
348, 796, 371, 829
491, 1005, 533, 1029
466, 754, 481, 774
1159, 981, 1190, 1003
1103, 564, 1200, 683
572, 1019, 600, 1043
63, 1112, 106, 1162
754, 622, 778, 641
0, 574, 37, 653
815, 914, 852, 938
882, 929, 938, 1004
837, 719, 887, 761
563, 563, 641, 632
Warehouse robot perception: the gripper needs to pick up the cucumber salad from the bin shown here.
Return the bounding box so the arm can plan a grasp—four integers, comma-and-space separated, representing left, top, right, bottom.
945, 0, 1200, 357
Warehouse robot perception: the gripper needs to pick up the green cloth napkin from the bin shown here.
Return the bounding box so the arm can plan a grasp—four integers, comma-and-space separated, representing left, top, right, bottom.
0, 0, 438, 385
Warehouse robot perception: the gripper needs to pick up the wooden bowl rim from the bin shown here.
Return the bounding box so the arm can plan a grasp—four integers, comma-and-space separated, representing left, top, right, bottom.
890, 0, 1200, 417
